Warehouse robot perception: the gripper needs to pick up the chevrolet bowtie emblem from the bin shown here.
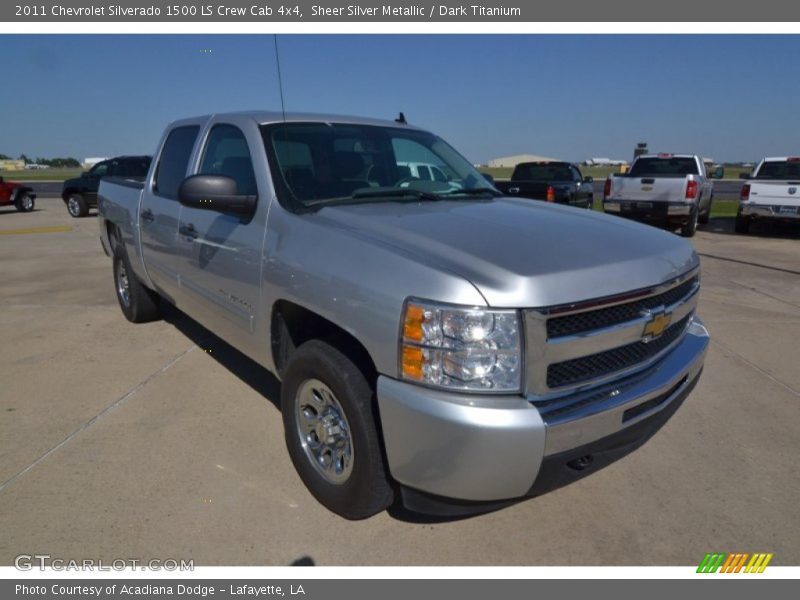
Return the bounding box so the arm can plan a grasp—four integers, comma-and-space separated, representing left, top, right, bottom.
642, 310, 672, 341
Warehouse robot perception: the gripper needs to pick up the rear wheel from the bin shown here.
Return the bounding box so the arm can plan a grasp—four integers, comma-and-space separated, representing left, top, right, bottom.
112, 246, 160, 323
66, 194, 89, 218
698, 198, 711, 225
681, 208, 698, 237
14, 192, 35, 212
734, 212, 751, 234
281, 340, 393, 519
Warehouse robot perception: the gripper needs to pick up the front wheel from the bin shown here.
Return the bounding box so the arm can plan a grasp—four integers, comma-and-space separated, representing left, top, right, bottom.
112, 246, 160, 323
14, 192, 35, 212
66, 194, 89, 218
281, 340, 394, 519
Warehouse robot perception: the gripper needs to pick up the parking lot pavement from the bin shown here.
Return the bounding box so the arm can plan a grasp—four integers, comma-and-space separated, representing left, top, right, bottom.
1, 198, 798, 566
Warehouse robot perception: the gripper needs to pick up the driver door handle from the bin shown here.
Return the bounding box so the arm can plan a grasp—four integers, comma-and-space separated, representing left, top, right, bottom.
179, 223, 198, 239
140, 208, 154, 223
508, 187, 520, 194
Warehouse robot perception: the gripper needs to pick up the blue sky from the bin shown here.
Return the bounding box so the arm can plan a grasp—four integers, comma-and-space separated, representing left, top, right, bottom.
1, 35, 797, 163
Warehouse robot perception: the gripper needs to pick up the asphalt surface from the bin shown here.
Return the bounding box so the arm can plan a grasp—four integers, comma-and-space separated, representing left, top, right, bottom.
0, 197, 798, 566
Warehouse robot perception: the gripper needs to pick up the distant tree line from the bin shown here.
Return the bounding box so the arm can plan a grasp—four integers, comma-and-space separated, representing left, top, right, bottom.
0, 153, 81, 167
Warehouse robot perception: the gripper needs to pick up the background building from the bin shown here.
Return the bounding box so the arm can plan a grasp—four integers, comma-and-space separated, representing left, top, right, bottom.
0, 159, 26, 170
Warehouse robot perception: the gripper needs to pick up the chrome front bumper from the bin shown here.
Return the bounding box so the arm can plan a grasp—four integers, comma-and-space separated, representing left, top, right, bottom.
377, 317, 709, 503
740, 202, 800, 220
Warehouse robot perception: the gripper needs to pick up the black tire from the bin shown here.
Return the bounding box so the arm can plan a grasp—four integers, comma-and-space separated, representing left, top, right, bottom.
112, 246, 160, 323
66, 194, 89, 218
281, 340, 393, 519
698, 199, 710, 225
14, 192, 35, 212
681, 208, 698, 237
734, 213, 751, 234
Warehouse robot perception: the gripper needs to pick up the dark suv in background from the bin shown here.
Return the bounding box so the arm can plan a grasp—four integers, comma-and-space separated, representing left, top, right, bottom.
62, 155, 151, 217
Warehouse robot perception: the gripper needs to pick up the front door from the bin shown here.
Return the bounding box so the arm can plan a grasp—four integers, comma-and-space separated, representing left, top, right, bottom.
176, 122, 264, 339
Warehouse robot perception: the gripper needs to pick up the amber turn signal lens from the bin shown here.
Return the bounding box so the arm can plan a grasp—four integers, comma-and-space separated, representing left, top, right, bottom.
401, 345, 424, 380
403, 303, 425, 342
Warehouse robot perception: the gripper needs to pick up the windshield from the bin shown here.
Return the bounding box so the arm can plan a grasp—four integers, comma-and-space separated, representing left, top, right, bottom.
260, 122, 497, 209
754, 160, 800, 180
628, 157, 699, 177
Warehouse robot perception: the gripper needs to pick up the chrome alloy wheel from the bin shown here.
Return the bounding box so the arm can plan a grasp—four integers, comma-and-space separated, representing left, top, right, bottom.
116, 259, 131, 308
21, 194, 34, 211
295, 379, 354, 484
67, 197, 81, 216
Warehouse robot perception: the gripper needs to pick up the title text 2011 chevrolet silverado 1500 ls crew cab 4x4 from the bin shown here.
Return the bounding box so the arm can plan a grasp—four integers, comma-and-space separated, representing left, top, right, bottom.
98, 112, 709, 519
736, 157, 800, 233
603, 154, 716, 237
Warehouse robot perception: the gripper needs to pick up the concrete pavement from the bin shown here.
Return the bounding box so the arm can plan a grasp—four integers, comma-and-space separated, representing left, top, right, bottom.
0, 197, 797, 565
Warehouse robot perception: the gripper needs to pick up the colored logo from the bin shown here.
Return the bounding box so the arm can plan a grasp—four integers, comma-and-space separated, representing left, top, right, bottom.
642, 309, 672, 341
697, 552, 773, 573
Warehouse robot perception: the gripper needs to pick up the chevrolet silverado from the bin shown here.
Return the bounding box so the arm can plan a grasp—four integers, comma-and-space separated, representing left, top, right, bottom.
98, 112, 709, 519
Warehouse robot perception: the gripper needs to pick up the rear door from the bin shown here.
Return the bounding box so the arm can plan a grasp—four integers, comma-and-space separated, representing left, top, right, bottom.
139, 123, 201, 300
175, 119, 264, 338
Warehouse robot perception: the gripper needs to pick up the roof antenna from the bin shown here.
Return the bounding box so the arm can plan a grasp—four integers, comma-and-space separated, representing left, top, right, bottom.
273, 35, 287, 123
395, 112, 407, 124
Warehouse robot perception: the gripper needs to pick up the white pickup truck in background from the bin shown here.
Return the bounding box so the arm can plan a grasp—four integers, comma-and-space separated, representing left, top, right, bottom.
737, 157, 800, 233
603, 154, 718, 237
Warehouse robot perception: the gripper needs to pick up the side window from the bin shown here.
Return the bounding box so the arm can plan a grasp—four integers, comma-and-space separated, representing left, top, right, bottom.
571, 166, 582, 181
154, 125, 200, 199
199, 124, 257, 196
89, 162, 108, 178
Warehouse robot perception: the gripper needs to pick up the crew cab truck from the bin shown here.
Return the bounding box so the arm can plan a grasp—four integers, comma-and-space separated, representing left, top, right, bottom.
0, 176, 35, 212
603, 154, 716, 237
98, 112, 709, 519
736, 157, 800, 233
62, 155, 151, 218
493, 161, 594, 208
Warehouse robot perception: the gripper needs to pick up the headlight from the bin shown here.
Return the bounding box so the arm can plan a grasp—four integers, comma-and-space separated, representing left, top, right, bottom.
400, 299, 522, 393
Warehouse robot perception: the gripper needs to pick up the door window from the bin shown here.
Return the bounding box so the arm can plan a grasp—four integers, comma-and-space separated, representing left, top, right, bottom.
199, 124, 257, 196
154, 125, 200, 199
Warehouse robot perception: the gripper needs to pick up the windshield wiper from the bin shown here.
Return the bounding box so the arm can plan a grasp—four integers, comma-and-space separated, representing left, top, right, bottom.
304, 188, 443, 209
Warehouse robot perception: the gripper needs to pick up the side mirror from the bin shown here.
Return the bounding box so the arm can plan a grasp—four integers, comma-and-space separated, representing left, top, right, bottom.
481, 173, 495, 185
739, 172, 750, 180
178, 174, 256, 216
583, 176, 594, 183
83, 172, 91, 177
0, 177, 4, 184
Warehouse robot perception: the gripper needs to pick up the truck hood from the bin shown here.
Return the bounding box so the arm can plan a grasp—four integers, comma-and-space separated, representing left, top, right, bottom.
314, 197, 698, 307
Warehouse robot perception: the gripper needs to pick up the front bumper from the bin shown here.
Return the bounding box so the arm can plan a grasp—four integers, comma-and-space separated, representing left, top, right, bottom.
739, 202, 800, 221
377, 317, 709, 507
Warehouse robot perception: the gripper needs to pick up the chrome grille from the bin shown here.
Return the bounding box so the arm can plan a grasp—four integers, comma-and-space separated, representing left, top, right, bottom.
524, 268, 700, 398
546, 275, 699, 339
547, 315, 690, 388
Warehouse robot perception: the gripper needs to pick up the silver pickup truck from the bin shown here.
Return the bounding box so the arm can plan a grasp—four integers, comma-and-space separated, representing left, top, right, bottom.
98, 112, 709, 519
736, 157, 800, 233
603, 154, 716, 237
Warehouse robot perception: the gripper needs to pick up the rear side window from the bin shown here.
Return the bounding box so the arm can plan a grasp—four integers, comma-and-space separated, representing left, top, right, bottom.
154, 126, 200, 199
199, 124, 257, 195
120, 157, 151, 178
